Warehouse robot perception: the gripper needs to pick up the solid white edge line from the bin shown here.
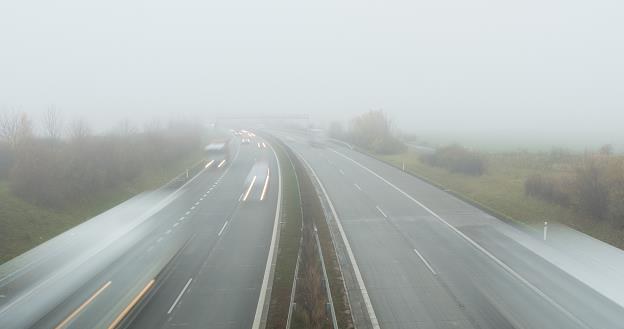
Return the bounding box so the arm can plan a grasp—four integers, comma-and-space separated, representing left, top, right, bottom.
297, 153, 381, 329
167, 278, 193, 314
243, 176, 257, 201
413, 249, 437, 275
218, 221, 229, 236
251, 141, 282, 329
260, 168, 270, 201
329, 148, 590, 329
375, 205, 387, 218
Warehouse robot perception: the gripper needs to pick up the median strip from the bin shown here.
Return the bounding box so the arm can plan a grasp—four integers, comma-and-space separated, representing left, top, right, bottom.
264, 135, 353, 329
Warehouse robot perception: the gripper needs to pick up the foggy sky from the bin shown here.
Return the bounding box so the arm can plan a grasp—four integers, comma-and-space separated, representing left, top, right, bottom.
1, 0, 623, 149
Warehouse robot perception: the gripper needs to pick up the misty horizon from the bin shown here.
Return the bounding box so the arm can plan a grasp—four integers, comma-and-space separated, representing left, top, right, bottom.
2, 0, 623, 150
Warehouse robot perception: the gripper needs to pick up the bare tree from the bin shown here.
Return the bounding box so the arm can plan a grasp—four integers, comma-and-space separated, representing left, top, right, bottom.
0, 110, 33, 149
0, 110, 20, 148
42, 106, 64, 140
68, 118, 92, 141
114, 118, 138, 136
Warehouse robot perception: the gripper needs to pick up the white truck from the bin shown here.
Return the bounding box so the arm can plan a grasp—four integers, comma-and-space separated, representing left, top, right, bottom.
204, 139, 232, 169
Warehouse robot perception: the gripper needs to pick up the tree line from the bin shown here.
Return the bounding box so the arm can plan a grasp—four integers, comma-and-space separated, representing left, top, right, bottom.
0, 109, 202, 208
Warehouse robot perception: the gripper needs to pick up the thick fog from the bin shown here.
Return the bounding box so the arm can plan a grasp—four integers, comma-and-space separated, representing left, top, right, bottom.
1, 0, 623, 148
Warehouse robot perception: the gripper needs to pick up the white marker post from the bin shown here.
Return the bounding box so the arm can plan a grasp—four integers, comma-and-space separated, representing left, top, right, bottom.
402, 161, 405, 171
543, 221, 548, 241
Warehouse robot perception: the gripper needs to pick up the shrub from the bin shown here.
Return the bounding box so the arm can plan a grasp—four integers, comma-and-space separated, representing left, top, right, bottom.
8, 120, 202, 208
524, 174, 571, 207
421, 144, 485, 176
575, 161, 609, 219
0, 142, 13, 178
348, 110, 406, 154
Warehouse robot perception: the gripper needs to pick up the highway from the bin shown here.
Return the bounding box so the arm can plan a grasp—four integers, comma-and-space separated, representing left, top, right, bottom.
2, 128, 624, 329
276, 131, 624, 329
0, 136, 280, 329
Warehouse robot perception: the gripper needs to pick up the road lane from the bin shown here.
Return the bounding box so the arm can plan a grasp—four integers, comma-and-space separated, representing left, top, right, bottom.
276, 131, 624, 329
26, 147, 246, 329
128, 137, 280, 329
1, 136, 278, 329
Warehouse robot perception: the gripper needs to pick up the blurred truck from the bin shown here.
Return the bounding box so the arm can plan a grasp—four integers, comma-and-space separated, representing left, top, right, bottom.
204, 138, 232, 169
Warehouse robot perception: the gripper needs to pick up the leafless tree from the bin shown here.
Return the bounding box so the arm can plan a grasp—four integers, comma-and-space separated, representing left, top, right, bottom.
0, 110, 33, 149
0, 110, 20, 148
42, 106, 64, 140
114, 118, 138, 136
68, 118, 91, 141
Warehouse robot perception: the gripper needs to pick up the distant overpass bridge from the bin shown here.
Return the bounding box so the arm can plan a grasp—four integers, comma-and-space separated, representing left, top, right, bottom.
213, 114, 310, 128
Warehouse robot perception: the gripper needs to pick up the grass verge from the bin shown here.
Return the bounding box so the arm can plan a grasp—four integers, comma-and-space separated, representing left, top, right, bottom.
372, 150, 624, 250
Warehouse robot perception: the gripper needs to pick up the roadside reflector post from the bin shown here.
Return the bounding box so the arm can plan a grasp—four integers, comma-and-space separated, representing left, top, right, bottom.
186, 169, 189, 179
402, 161, 405, 171
543, 221, 548, 241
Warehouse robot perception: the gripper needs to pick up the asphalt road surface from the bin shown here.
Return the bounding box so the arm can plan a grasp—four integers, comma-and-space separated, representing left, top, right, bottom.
275, 130, 624, 329
0, 136, 280, 329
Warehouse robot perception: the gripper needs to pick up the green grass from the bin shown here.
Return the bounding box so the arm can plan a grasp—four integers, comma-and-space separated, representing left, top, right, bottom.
377, 151, 624, 250
0, 151, 203, 264
265, 138, 303, 329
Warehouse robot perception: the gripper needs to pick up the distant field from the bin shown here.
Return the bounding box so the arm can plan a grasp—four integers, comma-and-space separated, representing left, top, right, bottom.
412, 131, 624, 153
377, 151, 624, 250
0, 151, 203, 264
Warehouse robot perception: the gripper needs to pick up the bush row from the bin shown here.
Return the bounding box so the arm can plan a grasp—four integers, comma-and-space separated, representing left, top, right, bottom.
2, 115, 202, 208
525, 156, 624, 227
421, 144, 485, 176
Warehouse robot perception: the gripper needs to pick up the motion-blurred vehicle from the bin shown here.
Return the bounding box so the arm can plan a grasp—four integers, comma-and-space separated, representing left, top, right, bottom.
204, 138, 232, 168
308, 128, 326, 148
